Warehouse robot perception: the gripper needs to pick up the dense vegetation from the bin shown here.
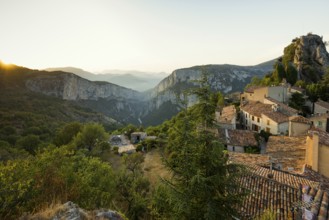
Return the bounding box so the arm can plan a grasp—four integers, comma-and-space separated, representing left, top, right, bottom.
0, 65, 246, 219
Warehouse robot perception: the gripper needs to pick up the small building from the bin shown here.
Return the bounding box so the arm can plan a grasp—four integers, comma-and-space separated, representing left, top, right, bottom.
109, 135, 124, 146
306, 128, 329, 178
314, 100, 329, 114
261, 111, 289, 135
240, 85, 289, 104
131, 132, 147, 144
309, 113, 329, 132
220, 129, 258, 153
240, 101, 272, 131
215, 105, 236, 129
289, 115, 312, 136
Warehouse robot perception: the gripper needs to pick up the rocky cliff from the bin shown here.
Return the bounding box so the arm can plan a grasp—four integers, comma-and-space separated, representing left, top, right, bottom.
26, 72, 142, 101
292, 33, 329, 82
139, 62, 274, 125
24, 71, 146, 124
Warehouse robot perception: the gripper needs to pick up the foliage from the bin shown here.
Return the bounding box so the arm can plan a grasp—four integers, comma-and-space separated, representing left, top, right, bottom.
116, 153, 150, 220
255, 209, 277, 220
288, 92, 306, 113
16, 134, 41, 155
153, 72, 246, 219
73, 123, 109, 151
54, 122, 83, 146
0, 146, 117, 219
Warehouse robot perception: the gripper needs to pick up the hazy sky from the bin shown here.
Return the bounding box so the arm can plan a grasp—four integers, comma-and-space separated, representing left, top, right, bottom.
1, 0, 328, 73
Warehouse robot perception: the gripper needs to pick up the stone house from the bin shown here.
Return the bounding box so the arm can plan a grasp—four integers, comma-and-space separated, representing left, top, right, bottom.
314, 100, 329, 114
215, 105, 236, 129
240, 85, 290, 104
288, 115, 312, 137
309, 113, 329, 132
220, 129, 258, 153
240, 101, 291, 134
131, 132, 147, 144
305, 129, 329, 178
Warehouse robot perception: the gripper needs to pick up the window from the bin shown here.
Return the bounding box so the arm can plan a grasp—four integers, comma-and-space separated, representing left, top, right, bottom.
266, 127, 271, 133
257, 118, 260, 123
245, 120, 248, 124
318, 121, 323, 127
252, 116, 254, 121
245, 113, 247, 118
267, 120, 270, 125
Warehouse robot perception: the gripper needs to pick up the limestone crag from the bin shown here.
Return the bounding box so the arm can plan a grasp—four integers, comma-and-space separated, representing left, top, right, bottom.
145, 63, 274, 110
293, 34, 329, 81
26, 72, 143, 101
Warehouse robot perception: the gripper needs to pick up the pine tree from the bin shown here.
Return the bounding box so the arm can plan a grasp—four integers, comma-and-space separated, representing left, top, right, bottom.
154, 70, 246, 219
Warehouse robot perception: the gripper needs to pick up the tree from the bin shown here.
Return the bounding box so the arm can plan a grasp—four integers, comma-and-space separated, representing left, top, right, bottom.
289, 92, 306, 113
285, 63, 298, 85
306, 83, 322, 113
16, 134, 41, 155
154, 72, 246, 219
116, 153, 150, 220
73, 123, 109, 151
272, 61, 286, 83
54, 122, 83, 146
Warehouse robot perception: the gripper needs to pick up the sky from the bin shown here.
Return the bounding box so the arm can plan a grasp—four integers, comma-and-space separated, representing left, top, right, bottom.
0, 0, 328, 73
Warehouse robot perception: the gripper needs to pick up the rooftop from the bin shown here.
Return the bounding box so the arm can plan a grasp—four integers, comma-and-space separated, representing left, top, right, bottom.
266, 136, 307, 172
309, 113, 329, 120
265, 97, 298, 115
309, 128, 329, 146
240, 101, 273, 117
290, 86, 305, 93
217, 105, 236, 124
315, 100, 329, 110
226, 129, 258, 147
289, 115, 311, 124
244, 86, 265, 93
262, 111, 289, 124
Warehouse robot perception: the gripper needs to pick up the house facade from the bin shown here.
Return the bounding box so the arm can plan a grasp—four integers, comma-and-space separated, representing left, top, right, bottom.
306, 129, 329, 178
314, 100, 329, 114
215, 105, 236, 129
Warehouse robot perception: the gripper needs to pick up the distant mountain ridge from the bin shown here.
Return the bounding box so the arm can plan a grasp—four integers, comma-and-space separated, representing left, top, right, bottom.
44, 67, 169, 92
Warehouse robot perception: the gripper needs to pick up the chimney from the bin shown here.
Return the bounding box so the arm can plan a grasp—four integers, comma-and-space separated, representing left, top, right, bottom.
307, 130, 319, 172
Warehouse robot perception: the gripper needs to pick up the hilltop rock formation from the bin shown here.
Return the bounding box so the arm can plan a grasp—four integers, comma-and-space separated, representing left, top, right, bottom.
292, 33, 329, 82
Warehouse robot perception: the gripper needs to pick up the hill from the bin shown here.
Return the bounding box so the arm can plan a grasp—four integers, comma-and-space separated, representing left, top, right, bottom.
45, 67, 168, 92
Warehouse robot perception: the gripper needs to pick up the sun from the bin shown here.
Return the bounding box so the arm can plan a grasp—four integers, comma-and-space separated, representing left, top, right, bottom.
0, 60, 14, 70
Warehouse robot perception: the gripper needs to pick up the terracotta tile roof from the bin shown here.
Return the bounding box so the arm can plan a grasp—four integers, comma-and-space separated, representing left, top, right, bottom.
224, 129, 258, 147
265, 97, 298, 115
302, 165, 329, 190
266, 136, 307, 172
289, 115, 311, 124
309, 113, 329, 120
244, 86, 265, 93
228, 152, 269, 166
309, 128, 329, 146
316, 100, 329, 110
262, 111, 289, 124
234, 164, 324, 219
230, 153, 329, 219
217, 105, 236, 124
240, 101, 273, 117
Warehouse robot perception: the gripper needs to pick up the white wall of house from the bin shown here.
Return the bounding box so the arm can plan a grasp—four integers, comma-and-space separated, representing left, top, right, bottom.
267, 86, 288, 104
314, 103, 329, 114
227, 145, 245, 153
241, 110, 262, 131
260, 114, 288, 135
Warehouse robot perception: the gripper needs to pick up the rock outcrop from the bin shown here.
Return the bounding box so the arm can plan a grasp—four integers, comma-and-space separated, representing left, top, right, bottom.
21, 201, 126, 220
292, 33, 329, 82
26, 72, 142, 101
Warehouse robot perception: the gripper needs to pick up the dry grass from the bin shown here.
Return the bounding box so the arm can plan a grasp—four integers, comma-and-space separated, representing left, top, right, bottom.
142, 148, 171, 187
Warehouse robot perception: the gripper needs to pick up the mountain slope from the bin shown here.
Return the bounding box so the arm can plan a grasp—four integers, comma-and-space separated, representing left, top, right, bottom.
45, 67, 168, 92
0, 62, 144, 126
140, 61, 275, 125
